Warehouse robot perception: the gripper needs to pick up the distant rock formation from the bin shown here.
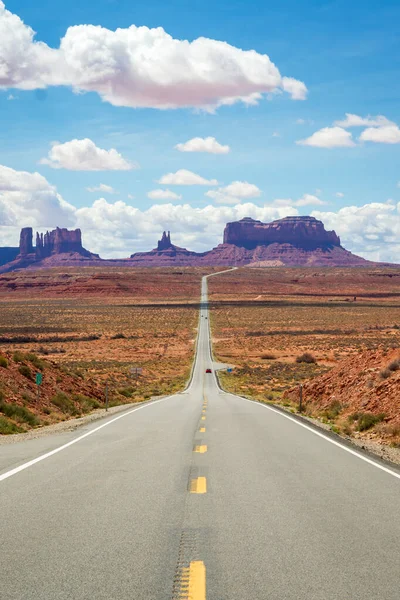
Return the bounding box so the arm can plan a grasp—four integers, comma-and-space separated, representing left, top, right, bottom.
157, 231, 172, 251
19, 227, 34, 256
129, 231, 206, 265
0, 227, 99, 273
35, 228, 92, 259
205, 216, 367, 266
223, 216, 341, 249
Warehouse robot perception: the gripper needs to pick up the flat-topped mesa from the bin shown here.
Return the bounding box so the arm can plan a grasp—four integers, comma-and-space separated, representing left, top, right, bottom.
223, 216, 341, 249
35, 227, 92, 259
157, 231, 172, 251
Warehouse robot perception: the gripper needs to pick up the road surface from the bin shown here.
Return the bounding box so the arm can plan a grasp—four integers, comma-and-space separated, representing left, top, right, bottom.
1, 273, 400, 600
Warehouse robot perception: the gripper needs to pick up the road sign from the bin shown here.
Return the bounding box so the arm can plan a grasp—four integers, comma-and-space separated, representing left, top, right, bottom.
35, 373, 43, 385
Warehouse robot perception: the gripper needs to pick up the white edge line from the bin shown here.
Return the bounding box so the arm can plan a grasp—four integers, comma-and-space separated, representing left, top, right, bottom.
0, 396, 172, 483
235, 393, 400, 481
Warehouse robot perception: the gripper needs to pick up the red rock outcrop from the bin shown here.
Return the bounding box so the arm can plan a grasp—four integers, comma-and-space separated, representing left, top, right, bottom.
19, 227, 34, 256
35, 227, 93, 259
129, 231, 206, 266
223, 216, 340, 249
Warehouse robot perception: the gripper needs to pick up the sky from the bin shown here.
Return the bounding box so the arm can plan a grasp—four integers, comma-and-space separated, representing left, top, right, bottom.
1, 0, 400, 260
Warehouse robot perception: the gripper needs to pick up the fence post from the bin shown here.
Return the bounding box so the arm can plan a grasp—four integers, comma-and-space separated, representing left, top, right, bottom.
299, 384, 303, 413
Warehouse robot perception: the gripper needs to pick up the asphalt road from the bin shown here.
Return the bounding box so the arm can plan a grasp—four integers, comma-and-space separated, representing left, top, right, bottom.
1, 273, 400, 600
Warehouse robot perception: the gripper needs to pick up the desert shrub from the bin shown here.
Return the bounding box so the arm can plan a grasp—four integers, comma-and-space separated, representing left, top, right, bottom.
43, 407, 51, 415
321, 400, 343, 420
380, 368, 391, 379
25, 353, 45, 370
0, 416, 23, 434
356, 412, 386, 432
261, 353, 276, 360
296, 352, 317, 364
376, 422, 400, 437
72, 394, 100, 412
387, 359, 400, 372
111, 333, 126, 340
18, 364, 33, 380
51, 392, 78, 415
0, 402, 39, 426
0, 356, 8, 368
21, 391, 34, 404
13, 351, 25, 363
118, 387, 134, 398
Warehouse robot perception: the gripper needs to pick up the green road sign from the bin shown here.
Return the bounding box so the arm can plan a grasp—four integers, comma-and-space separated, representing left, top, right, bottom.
36, 373, 43, 386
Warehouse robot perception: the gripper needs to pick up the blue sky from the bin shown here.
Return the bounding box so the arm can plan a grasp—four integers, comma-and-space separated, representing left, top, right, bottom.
1, 0, 400, 259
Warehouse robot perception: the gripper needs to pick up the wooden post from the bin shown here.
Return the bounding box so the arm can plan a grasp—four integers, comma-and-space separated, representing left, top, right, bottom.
105, 382, 109, 412
299, 384, 303, 413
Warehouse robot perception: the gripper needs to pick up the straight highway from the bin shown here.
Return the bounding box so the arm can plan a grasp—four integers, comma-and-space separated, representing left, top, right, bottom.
1, 273, 399, 599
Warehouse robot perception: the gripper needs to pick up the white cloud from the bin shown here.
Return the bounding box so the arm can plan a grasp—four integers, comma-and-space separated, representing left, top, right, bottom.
206, 181, 261, 204
127, 194, 134, 200
359, 125, 400, 144
334, 113, 395, 128
175, 137, 230, 154
281, 77, 307, 101
0, 1, 307, 111
147, 189, 182, 200
7, 93, 16, 100
272, 131, 280, 138
273, 193, 325, 207
296, 118, 305, 125
40, 139, 136, 171
297, 126, 356, 148
0, 164, 75, 228
158, 169, 218, 186
335, 192, 344, 198
86, 183, 117, 194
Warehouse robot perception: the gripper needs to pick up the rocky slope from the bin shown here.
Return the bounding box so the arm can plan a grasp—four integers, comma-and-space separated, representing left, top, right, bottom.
284, 347, 400, 446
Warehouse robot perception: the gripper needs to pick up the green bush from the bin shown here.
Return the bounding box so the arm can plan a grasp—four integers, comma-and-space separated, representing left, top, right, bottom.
51, 392, 78, 415
0, 415, 23, 434
25, 353, 45, 371
321, 400, 343, 420
380, 368, 391, 379
0, 356, 8, 368
357, 412, 386, 432
13, 351, 25, 363
0, 402, 39, 426
18, 364, 33, 380
387, 359, 400, 372
72, 394, 100, 413
296, 352, 317, 364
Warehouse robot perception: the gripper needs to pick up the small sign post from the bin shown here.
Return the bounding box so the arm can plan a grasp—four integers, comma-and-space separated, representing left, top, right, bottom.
36, 372, 43, 404
299, 384, 303, 413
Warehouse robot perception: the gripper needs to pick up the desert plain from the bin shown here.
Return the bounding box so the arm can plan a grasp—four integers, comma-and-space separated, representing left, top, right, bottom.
0, 265, 400, 453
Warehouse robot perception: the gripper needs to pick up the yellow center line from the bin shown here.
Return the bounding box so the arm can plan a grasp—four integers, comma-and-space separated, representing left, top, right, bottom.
199, 427, 206, 433
193, 445, 207, 453
201, 416, 206, 421
190, 477, 207, 494
179, 561, 206, 600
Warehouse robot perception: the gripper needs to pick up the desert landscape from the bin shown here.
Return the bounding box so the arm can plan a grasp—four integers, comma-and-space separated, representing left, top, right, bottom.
0, 267, 209, 433
208, 267, 400, 450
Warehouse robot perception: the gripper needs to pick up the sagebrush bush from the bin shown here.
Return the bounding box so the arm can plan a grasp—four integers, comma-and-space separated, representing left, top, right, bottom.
51, 392, 78, 415
0, 356, 8, 368
0, 402, 39, 426
18, 364, 32, 380
356, 412, 386, 432
296, 352, 317, 364
13, 351, 25, 363
0, 415, 23, 434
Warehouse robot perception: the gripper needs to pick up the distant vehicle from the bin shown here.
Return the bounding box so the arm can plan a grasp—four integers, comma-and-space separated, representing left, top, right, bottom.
205, 368, 212, 373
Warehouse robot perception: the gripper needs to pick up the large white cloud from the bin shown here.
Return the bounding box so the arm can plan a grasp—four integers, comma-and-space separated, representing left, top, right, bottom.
40, 139, 136, 171
297, 126, 356, 148
0, 1, 307, 110
0, 165, 75, 228
158, 169, 218, 186
175, 137, 230, 154
359, 125, 400, 144
206, 181, 261, 204
273, 193, 325, 207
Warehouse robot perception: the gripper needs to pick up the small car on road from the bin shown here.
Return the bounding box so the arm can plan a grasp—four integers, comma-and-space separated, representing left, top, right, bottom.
205, 368, 212, 373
